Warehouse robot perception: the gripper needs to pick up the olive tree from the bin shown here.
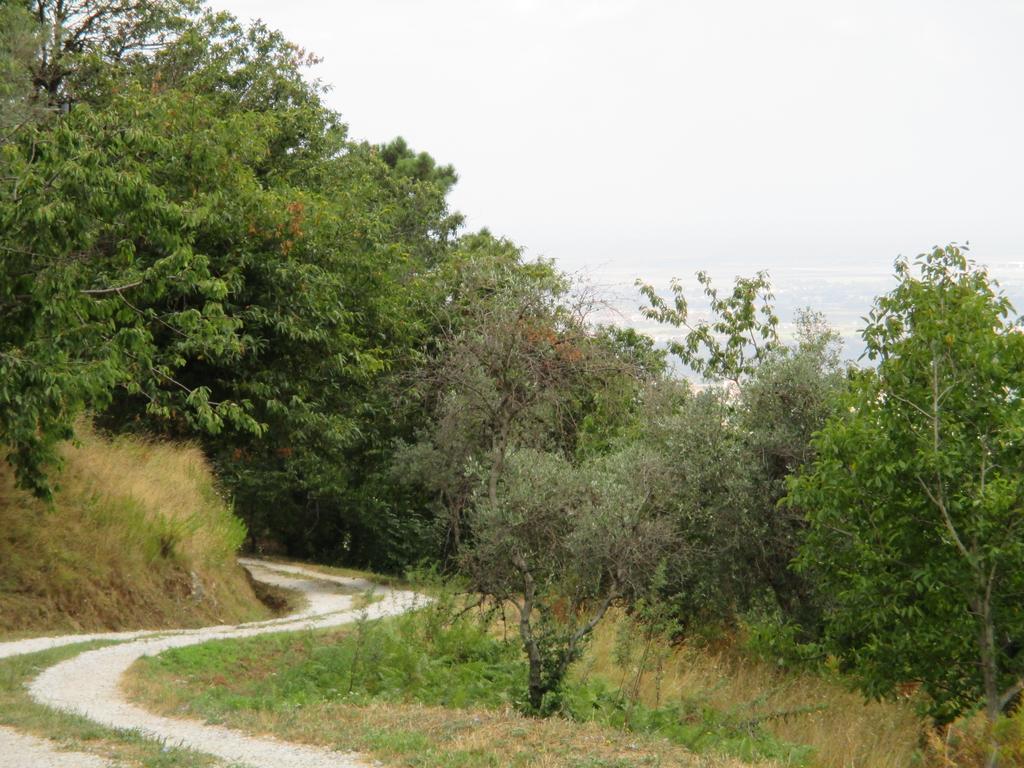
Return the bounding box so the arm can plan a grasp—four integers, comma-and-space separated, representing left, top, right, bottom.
461, 446, 673, 712
637, 267, 843, 629
734, 309, 845, 630
790, 245, 1024, 763
397, 233, 633, 557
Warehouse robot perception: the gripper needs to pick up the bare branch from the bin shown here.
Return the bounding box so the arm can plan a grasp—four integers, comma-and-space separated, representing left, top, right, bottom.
79, 279, 144, 295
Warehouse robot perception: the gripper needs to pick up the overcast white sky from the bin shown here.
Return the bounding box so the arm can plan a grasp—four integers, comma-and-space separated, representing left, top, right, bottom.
210, 0, 1024, 330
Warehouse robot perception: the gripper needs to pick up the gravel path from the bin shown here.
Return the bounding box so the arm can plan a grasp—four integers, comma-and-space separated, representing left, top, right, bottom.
0, 725, 111, 768
0, 559, 424, 768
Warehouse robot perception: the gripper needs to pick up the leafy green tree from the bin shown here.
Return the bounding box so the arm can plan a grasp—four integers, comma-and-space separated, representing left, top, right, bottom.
398, 237, 672, 709
631, 383, 752, 624
638, 270, 780, 383
789, 246, 1024, 750
395, 233, 644, 558
377, 135, 458, 193
637, 269, 843, 630
6, 0, 461, 563
135, 9, 346, 185
573, 325, 668, 460
0, 86, 259, 494
735, 310, 845, 630
395, 233, 577, 549
1, 0, 464, 571
84, 97, 457, 563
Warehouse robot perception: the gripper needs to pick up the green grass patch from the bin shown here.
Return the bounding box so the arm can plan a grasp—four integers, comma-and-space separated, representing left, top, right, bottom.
563, 679, 813, 765
146, 611, 525, 712
132, 605, 813, 766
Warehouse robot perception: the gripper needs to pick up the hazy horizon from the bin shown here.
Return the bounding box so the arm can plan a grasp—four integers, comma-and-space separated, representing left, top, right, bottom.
211, 0, 1024, 355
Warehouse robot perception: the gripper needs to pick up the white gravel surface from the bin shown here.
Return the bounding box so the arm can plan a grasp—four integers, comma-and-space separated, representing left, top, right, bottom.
0, 559, 424, 768
0, 628, 164, 662
0, 725, 112, 768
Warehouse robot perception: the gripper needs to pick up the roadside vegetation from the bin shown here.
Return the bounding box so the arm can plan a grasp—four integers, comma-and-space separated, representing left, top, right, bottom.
0, 424, 272, 634
3, 2, 1024, 766
127, 600, 803, 767
582, 613, 920, 768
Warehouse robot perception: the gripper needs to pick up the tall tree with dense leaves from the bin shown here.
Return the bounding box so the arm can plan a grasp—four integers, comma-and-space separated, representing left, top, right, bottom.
5, 0, 461, 561
789, 245, 1024, 764
0, 85, 260, 494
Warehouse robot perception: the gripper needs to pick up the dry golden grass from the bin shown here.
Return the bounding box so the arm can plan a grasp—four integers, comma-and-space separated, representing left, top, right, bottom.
574, 612, 925, 768
0, 422, 273, 633
919, 711, 1024, 767
204, 699, 752, 767
63, 424, 239, 568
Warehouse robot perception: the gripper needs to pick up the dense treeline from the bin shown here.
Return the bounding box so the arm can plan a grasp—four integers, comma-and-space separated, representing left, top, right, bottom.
1, 0, 459, 566
3, 2, 1023, 761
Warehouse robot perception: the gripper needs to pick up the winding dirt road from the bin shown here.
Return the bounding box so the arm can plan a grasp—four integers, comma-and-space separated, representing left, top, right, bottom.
0, 558, 423, 767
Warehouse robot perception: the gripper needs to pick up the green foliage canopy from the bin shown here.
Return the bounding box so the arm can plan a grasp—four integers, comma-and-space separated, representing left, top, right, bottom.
790, 245, 1024, 726
0, 86, 262, 494
1, 1, 461, 570
638, 270, 781, 383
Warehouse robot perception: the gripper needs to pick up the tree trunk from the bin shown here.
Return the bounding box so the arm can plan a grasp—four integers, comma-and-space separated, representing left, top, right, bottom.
526, 651, 545, 712
974, 595, 1001, 768
512, 553, 546, 712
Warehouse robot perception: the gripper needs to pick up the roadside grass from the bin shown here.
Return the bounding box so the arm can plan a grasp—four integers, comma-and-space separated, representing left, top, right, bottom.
127, 606, 800, 767
0, 640, 220, 767
0, 423, 275, 636
577, 614, 924, 768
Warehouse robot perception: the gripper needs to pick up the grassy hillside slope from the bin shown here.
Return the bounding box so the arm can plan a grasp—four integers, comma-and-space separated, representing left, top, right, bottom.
0, 424, 273, 634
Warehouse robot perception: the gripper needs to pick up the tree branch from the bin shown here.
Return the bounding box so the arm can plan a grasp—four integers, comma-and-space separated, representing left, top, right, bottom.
80, 279, 144, 295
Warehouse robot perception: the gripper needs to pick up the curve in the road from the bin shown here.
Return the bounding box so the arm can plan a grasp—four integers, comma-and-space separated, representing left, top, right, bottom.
0, 559, 424, 768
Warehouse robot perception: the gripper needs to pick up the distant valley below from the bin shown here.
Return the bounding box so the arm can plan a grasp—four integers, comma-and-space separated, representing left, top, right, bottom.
594, 259, 1024, 365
